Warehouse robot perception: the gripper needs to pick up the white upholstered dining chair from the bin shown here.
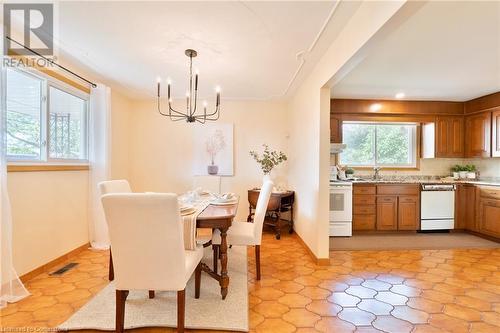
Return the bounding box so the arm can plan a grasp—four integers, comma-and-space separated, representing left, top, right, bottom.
212, 180, 274, 280
99, 179, 132, 195
98, 180, 132, 281
101, 193, 204, 333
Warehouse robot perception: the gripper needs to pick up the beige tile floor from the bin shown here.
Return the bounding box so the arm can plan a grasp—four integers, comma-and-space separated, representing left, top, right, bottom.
1, 232, 500, 332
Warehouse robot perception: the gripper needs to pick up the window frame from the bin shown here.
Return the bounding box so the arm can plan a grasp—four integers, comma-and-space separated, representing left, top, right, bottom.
6, 68, 90, 165
339, 121, 419, 169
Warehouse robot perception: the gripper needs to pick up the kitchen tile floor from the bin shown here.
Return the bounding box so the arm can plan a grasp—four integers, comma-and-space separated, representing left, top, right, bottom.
1, 232, 499, 332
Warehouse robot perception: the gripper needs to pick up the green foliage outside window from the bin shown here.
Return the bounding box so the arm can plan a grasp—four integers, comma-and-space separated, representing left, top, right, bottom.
340, 123, 415, 167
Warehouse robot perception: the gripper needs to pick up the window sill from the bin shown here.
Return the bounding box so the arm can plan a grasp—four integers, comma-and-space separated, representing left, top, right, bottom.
7, 164, 89, 172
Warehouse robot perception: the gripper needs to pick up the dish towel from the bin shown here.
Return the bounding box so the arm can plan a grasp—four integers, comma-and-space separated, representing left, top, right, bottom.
182, 200, 210, 250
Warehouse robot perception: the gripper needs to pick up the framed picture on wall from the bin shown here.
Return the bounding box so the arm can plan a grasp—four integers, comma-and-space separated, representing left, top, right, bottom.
193, 123, 234, 176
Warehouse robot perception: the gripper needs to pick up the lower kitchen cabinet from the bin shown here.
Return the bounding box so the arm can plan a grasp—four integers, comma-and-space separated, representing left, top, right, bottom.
353, 184, 420, 232
477, 187, 500, 238
353, 185, 376, 231
376, 196, 398, 230
456, 184, 477, 231
398, 196, 419, 230
353, 214, 376, 231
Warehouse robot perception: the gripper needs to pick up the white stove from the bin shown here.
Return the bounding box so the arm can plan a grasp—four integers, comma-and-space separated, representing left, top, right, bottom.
329, 180, 353, 236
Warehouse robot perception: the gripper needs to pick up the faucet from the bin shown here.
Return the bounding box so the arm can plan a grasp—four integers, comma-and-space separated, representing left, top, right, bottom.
373, 166, 381, 180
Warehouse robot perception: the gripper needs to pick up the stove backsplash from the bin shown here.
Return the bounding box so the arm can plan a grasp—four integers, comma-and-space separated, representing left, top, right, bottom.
330, 156, 500, 178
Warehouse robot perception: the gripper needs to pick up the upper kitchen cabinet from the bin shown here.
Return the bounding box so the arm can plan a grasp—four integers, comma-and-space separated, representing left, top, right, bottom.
464, 91, 500, 158
464, 111, 492, 158
492, 109, 500, 157
422, 115, 465, 158
435, 116, 465, 158
330, 115, 342, 143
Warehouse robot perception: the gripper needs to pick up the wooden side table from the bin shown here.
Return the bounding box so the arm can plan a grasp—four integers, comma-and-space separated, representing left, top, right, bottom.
248, 189, 295, 240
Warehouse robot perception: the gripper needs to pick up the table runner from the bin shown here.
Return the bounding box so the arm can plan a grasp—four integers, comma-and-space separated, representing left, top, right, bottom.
182, 199, 210, 250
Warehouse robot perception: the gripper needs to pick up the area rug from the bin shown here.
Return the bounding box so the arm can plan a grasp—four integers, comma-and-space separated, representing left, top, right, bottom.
59, 246, 248, 332
330, 233, 500, 251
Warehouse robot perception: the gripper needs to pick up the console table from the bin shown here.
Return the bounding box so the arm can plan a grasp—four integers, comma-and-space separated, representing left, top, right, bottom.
247, 189, 295, 240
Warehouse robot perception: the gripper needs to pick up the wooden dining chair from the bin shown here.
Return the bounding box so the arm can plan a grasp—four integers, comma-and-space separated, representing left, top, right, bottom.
212, 180, 273, 280
101, 193, 203, 333
98, 180, 132, 281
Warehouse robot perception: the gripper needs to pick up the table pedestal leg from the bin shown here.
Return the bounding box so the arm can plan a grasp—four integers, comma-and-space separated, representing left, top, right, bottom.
219, 227, 230, 299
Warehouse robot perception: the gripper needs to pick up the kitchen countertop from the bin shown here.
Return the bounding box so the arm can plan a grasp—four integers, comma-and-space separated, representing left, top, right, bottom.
347, 178, 500, 187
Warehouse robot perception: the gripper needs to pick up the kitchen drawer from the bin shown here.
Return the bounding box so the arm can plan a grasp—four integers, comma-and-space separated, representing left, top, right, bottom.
353, 195, 376, 205
377, 184, 420, 196
353, 205, 376, 215
353, 214, 376, 231
399, 196, 418, 203
353, 185, 376, 195
479, 187, 500, 199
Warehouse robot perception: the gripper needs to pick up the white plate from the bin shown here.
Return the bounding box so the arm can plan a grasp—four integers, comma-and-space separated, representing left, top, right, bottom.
210, 199, 238, 206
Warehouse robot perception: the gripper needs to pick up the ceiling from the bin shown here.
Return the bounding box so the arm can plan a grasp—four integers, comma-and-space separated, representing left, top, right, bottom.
53, 1, 356, 100
332, 1, 500, 102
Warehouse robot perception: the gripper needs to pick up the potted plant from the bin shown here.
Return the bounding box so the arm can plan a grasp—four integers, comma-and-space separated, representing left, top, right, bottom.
458, 165, 468, 179
451, 165, 461, 179
250, 144, 287, 182
205, 129, 226, 175
345, 167, 355, 179
465, 164, 477, 179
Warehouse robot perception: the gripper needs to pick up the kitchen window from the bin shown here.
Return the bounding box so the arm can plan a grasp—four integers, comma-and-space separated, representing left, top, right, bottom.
6, 68, 89, 164
339, 122, 418, 168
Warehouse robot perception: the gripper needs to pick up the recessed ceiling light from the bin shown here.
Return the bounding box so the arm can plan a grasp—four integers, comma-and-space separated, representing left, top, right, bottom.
370, 103, 382, 112
395, 92, 405, 99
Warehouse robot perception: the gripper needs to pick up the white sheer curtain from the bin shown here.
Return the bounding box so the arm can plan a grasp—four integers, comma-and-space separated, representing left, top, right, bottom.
0, 66, 29, 309
88, 84, 111, 250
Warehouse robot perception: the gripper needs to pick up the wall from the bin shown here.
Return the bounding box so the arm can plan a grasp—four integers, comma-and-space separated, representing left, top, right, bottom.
8, 90, 132, 276
8, 171, 89, 275
128, 100, 288, 222
287, 0, 408, 260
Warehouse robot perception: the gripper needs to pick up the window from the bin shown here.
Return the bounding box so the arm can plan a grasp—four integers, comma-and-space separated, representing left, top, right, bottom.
339, 122, 418, 168
6, 70, 43, 160
6, 69, 89, 163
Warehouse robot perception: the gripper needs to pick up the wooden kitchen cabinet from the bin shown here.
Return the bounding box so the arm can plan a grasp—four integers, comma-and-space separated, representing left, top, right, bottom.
435, 116, 465, 157
376, 196, 398, 230
353, 185, 376, 231
398, 196, 419, 230
492, 109, 500, 157
330, 116, 342, 143
455, 184, 476, 231
465, 112, 492, 158
376, 185, 420, 231
353, 184, 420, 232
477, 187, 500, 238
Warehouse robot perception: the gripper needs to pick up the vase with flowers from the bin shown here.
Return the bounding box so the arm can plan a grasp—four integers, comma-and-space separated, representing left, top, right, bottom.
250, 144, 287, 182
205, 129, 226, 175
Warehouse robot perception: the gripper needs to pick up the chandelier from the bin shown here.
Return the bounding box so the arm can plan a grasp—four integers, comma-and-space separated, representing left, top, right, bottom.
157, 49, 220, 123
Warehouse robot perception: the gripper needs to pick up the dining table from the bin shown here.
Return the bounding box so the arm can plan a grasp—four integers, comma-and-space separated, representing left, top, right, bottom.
108, 196, 239, 300
196, 200, 238, 300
